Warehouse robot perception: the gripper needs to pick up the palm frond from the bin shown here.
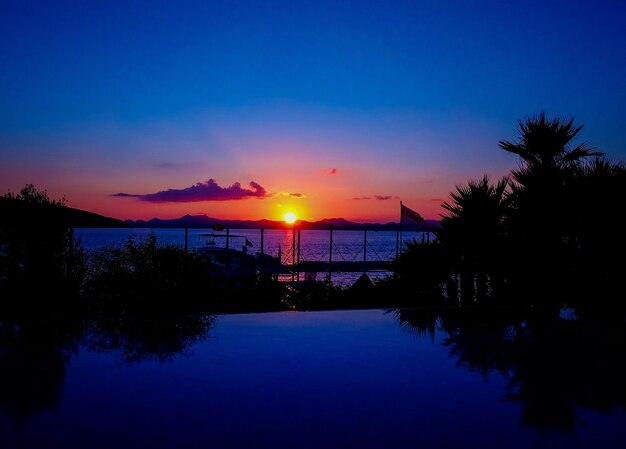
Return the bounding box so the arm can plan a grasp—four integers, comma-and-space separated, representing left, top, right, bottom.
563, 144, 603, 162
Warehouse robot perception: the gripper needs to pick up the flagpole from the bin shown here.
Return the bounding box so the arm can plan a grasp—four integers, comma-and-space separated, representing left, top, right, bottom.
398, 201, 403, 259
395, 227, 399, 260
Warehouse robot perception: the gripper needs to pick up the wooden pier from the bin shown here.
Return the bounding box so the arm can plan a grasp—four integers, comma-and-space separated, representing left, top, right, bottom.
189, 225, 430, 281
257, 260, 392, 275
289, 260, 391, 272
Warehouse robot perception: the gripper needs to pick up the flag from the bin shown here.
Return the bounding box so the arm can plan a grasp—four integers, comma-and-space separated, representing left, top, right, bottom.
245, 238, 254, 247
212, 223, 224, 231
401, 202, 424, 225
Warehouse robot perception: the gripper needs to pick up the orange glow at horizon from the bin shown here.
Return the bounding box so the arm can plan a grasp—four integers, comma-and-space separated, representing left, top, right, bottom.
58, 189, 444, 223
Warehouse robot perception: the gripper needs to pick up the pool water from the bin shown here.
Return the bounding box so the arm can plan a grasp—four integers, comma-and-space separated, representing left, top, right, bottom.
1, 309, 625, 448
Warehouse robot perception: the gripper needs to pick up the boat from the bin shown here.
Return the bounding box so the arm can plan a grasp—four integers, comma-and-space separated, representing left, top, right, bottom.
195, 232, 284, 280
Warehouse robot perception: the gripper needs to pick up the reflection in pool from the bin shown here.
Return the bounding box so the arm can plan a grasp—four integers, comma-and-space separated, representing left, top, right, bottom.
1, 309, 625, 448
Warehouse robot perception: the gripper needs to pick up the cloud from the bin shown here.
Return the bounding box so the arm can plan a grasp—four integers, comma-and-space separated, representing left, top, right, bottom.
325, 168, 338, 175
374, 195, 399, 201
112, 179, 268, 202
354, 195, 399, 201
274, 191, 306, 199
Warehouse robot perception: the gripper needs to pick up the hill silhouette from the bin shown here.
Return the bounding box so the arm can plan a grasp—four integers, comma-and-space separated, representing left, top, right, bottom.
0, 197, 128, 228
125, 214, 439, 231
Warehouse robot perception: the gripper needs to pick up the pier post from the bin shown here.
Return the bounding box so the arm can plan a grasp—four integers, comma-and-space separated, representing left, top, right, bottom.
328, 227, 333, 285
363, 228, 367, 263
260, 228, 264, 255
184, 227, 188, 253
399, 201, 403, 260
395, 228, 399, 260
68, 227, 74, 276
297, 229, 301, 281
226, 227, 230, 254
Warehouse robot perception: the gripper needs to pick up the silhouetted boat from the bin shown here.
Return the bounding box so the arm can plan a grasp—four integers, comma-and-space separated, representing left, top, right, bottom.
196, 233, 284, 279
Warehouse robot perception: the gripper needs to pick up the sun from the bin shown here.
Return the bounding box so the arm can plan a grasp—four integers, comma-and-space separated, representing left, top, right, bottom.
284, 212, 297, 224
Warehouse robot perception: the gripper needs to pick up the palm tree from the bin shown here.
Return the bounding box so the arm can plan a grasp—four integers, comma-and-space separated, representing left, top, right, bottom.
437, 175, 510, 303
499, 112, 602, 173
500, 112, 602, 242
499, 113, 603, 300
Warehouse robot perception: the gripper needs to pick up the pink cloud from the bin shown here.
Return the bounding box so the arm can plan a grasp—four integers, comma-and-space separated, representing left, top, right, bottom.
353, 195, 399, 201
374, 195, 399, 201
113, 179, 268, 202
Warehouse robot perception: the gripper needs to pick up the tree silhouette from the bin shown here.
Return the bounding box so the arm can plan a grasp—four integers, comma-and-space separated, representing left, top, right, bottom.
392, 240, 452, 304
570, 158, 626, 301
499, 112, 602, 172
437, 175, 510, 303
388, 112, 625, 307
2, 184, 67, 206
1, 184, 84, 310
499, 113, 602, 300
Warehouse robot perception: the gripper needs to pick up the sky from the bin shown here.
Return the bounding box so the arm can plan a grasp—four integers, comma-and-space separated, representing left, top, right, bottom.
1, 0, 625, 222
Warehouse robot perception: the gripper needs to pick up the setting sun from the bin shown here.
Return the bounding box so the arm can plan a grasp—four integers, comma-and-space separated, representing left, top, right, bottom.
284, 212, 297, 224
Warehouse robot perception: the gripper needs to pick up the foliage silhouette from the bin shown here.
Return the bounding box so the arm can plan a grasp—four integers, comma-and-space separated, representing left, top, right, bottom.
570, 158, 626, 302
0, 185, 85, 312
82, 233, 212, 314
393, 112, 625, 307
437, 175, 510, 303
499, 112, 602, 171
2, 184, 67, 206
82, 233, 291, 314
499, 113, 603, 300
391, 240, 452, 304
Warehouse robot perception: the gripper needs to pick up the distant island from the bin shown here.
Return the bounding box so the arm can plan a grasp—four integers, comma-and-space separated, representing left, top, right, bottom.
125, 214, 440, 231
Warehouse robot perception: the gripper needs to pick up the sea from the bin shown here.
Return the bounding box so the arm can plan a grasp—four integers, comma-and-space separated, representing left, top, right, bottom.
75, 228, 430, 286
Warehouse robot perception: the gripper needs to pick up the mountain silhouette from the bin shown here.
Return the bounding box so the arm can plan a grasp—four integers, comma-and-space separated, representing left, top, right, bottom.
124, 214, 439, 231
